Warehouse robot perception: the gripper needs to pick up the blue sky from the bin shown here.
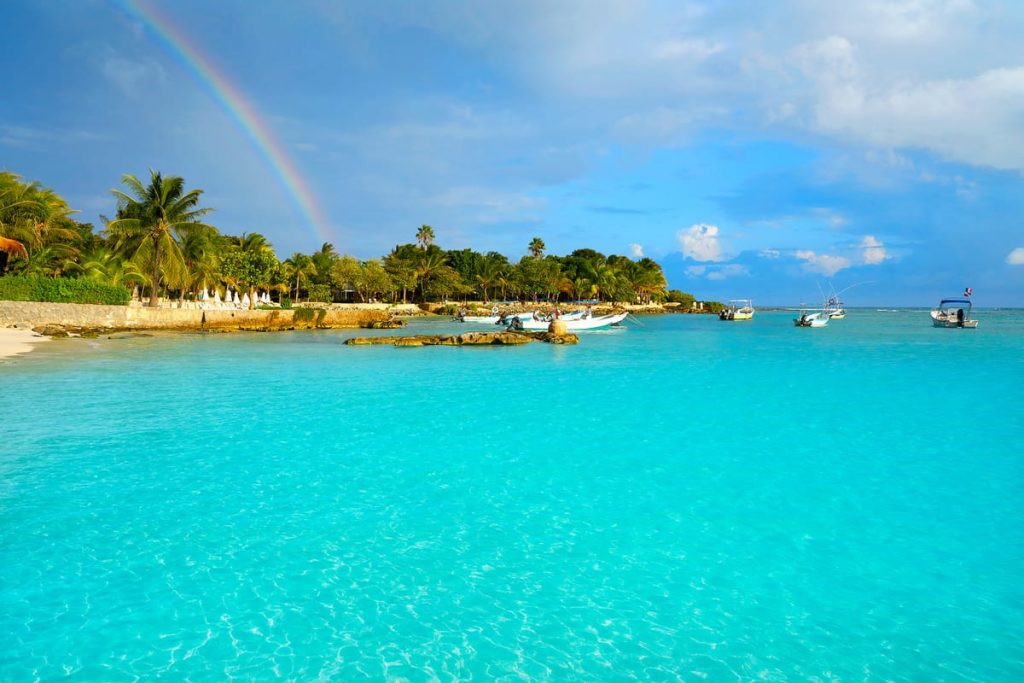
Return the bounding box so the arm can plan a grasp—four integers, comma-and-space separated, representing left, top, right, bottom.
2, 0, 1023, 305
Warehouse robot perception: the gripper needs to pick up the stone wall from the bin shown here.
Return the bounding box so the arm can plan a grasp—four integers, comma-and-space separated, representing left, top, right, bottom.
0, 301, 390, 331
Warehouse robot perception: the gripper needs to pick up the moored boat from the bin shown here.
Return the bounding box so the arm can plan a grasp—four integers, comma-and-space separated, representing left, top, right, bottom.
719, 299, 755, 321
825, 296, 846, 319
930, 298, 978, 328
794, 309, 829, 327
513, 311, 628, 331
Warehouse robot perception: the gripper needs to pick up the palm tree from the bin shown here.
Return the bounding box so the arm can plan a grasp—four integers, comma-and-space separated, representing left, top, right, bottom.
0, 172, 79, 271
413, 250, 447, 301
310, 242, 338, 282
475, 258, 502, 302
178, 229, 220, 301
416, 224, 435, 249
528, 237, 546, 258
284, 252, 315, 302
108, 171, 213, 307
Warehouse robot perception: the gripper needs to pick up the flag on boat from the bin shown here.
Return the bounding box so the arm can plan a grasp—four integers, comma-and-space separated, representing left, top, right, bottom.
964, 287, 973, 297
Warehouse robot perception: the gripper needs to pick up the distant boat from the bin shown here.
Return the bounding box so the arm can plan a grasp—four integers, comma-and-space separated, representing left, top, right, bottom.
794, 309, 829, 327
825, 296, 846, 319
930, 298, 979, 328
719, 299, 755, 321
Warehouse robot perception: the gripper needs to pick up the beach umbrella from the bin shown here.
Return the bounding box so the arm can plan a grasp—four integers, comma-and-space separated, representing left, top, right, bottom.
241, 293, 250, 307
213, 290, 221, 304
233, 291, 240, 304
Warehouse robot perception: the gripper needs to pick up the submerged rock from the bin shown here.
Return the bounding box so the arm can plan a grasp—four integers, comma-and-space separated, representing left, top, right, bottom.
363, 320, 406, 329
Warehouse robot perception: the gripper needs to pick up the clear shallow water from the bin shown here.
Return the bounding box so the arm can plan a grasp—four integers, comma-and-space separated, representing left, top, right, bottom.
2, 310, 1023, 681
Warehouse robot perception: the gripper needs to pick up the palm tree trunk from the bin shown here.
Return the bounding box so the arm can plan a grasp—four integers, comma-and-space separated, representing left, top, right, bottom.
149, 234, 161, 307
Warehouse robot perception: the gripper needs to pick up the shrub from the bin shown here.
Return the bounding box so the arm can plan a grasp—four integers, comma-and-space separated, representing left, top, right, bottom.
704, 301, 726, 314
293, 307, 316, 323
316, 309, 327, 325
280, 297, 292, 309
665, 289, 696, 307
307, 284, 332, 303
0, 275, 130, 305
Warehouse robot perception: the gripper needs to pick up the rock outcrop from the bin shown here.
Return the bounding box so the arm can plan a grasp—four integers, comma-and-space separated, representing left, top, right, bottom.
344, 331, 579, 347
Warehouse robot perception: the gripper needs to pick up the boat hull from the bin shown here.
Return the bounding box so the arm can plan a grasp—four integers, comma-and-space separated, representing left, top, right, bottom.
931, 316, 979, 328
516, 312, 628, 331
794, 312, 829, 327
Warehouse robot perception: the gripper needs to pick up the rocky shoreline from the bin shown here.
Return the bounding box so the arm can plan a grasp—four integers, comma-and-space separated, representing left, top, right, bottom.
0, 301, 394, 336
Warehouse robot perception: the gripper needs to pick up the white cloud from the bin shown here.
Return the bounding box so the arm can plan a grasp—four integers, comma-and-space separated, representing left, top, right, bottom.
860, 235, 889, 264
685, 263, 748, 280
101, 54, 164, 94
707, 264, 749, 280
759, 248, 781, 259
629, 243, 644, 258
677, 223, 726, 262
794, 250, 851, 276
794, 35, 1024, 171
1007, 247, 1024, 266
651, 38, 724, 63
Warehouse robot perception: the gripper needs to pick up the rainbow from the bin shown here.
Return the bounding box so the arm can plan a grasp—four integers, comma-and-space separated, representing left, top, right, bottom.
118, 0, 332, 244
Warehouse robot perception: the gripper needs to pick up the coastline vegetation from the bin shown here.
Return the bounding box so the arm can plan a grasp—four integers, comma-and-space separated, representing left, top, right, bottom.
1, 170, 702, 309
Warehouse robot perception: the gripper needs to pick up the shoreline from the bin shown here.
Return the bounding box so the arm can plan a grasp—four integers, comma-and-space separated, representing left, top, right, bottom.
0, 328, 50, 361
0, 300, 394, 335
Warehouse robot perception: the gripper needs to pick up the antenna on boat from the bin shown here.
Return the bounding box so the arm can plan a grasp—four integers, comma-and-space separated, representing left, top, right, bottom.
835, 280, 874, 296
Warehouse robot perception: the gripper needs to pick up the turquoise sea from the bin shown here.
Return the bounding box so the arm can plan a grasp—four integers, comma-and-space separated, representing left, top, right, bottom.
2, 310, 1023, 681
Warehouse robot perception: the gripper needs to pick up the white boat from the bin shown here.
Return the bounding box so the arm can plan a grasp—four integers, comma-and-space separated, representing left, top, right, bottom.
457, 309, 586, 326
825, 296, 846, 319
930, 298, 978, 328
513, 311, 629, 331
457, 314, 502, 324
794, 309, 829, 327
719, 299, 754, 321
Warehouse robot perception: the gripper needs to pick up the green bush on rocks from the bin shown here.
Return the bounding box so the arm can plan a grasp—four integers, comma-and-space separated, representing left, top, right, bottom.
0, 276, 131, 305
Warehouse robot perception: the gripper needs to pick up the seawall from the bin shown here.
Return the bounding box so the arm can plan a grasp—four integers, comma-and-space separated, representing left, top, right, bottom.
0, 301, 390, 332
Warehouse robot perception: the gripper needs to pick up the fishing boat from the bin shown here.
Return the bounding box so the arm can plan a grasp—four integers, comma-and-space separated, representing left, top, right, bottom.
793, 309, 829, 327
513, 311, 629, 331
825, 296, 846, 319
930, 298, 979, 328
719, 299, 755, 321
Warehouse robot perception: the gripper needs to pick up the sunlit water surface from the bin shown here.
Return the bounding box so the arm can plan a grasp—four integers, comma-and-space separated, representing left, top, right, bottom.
2, 310, 1023, 680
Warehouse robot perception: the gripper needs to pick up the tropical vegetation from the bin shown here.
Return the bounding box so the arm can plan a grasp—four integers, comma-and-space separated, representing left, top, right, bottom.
1, 170, 692, 308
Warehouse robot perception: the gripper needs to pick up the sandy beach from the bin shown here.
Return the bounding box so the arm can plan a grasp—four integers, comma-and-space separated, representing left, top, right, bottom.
0, 328, 49, 360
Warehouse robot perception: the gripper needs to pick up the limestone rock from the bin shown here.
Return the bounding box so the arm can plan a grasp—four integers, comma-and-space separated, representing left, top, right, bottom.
33, 324, 69, 338
548, 319, 567, 336
458, 331, 532, 345
364, 320, 406, 329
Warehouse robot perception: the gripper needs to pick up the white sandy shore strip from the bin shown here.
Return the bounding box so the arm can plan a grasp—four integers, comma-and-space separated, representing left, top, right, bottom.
0, 328, 50, 361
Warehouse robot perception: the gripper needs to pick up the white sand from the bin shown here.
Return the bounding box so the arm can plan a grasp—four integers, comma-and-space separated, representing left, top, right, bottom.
0, 328, 50, 361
